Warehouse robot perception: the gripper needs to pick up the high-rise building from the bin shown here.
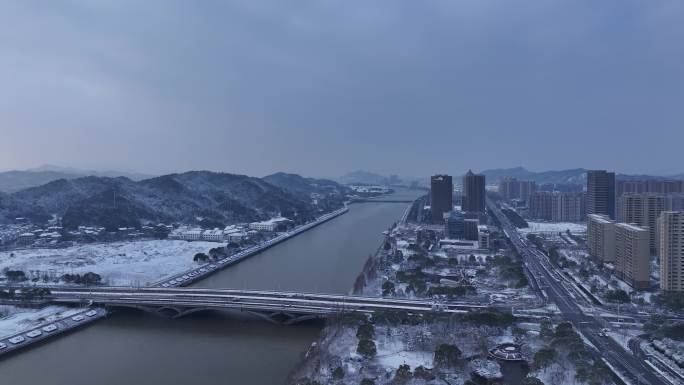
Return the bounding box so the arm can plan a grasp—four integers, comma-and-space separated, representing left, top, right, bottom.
528, 192, 555, 220
665, 194, 684, 211
444, 211, 465, 239
430, 175, 453, 222
614, 223, 650, 290
617, 193, 665, 254
462, 170, 486, 213
587, 170, 616, 219
587, 214, 616, 263
658, 211, 684, 293
528, 191, 586, 222
498, 177, 537, 202
617, 180, 684, 196
464, 218, 480, 241
552, 192, 586, 222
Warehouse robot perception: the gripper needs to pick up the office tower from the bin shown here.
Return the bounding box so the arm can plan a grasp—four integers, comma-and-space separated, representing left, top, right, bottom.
464, 218, 480, 241
444, 211, 465, 239
617, 193, 665, 254
462, 170, 486, 213
587, 170, 616, 219
615, 223, 651, 289
587, 214, 616, 263
430, 175, 453, 222
658, 212, 684, 293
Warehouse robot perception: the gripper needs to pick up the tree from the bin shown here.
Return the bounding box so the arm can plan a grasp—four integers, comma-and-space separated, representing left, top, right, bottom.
5, 270, 27, 282
394, 364, 412, 381
331, 366, 344, 380
533, 347, 557, 369
357, 339, 377, 358
413, 366, 435, 381
434, 343, 462, 367
193, 253, 209, 262
605, 289, 630, 303
356, 323, 374, 340
360, 379, 375, 385
382, 281, 395, 297
522, 376, 545, 385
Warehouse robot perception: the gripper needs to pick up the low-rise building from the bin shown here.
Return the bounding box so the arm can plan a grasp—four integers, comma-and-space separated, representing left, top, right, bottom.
248, 217, 293, 232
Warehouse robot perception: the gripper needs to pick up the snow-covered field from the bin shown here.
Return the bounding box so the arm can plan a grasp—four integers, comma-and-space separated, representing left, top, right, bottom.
0, 240, 218, 286
520, 221, 586, 235
0, 305, 84, 338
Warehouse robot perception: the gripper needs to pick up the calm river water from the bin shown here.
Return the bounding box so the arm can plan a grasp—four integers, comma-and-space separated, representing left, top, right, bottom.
0, 189, 422, 385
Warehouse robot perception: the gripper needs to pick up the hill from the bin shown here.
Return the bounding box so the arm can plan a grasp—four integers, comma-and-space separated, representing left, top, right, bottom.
0, 171, 348, 229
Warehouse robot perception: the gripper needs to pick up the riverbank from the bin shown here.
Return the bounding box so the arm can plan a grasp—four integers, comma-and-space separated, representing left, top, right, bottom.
0, 206, 349, 360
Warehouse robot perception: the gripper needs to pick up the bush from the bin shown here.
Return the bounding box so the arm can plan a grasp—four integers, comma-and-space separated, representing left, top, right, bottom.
654, 292, 684, 311
360, 379, 375, 385
463, 308, 515, 327
413, 366, 435, 381
382, 281, 395, 297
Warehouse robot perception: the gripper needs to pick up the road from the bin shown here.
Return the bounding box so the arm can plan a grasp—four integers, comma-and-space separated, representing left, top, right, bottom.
488, 199, 671, 385
22, 286, 491, 323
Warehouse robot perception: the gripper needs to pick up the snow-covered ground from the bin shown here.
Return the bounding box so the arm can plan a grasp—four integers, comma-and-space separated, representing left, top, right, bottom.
0, 305, 84, 338
520, 221, 586, 235
0, 240, 218, 286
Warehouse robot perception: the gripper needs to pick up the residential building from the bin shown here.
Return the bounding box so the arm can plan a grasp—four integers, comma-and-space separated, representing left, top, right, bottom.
657, 212, 684, 293
617, 193, 665, 254
617, 180, 684, 196
614, 223, 650, 289
587, 214, 616, 263
665, 194, 684, 211
498, 177, 537, 202
430, 175, 453, 222
528, 192, 554, 220
553, 192, 586, 222
587, 170, 616, 219
462, 170, 486, 214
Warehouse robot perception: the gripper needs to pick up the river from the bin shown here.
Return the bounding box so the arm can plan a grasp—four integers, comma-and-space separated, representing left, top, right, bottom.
0, 189, 423, 385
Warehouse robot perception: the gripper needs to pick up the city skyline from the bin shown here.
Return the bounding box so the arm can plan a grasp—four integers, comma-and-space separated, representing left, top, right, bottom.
1, 1, 683, 177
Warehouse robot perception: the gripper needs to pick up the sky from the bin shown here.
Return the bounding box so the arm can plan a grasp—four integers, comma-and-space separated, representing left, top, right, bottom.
0, 0, 683, 178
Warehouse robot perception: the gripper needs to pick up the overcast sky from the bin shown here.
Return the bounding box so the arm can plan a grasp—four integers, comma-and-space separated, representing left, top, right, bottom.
1, 0, 682, 178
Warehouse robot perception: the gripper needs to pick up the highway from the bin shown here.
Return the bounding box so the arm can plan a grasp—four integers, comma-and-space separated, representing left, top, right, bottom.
489, 199, 671, 385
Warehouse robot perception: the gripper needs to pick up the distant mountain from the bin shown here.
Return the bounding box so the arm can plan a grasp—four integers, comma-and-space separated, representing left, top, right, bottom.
338, 170, 389, 185
0, 171, 348, 229
479, 167, 684, 185
0, 165, 153, 193
479, 167, 587, 184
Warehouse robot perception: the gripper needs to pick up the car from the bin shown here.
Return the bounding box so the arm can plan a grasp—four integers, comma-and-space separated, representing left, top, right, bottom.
9, 336, 25, 344
72, 315, 85, 322
26, 330, 42, 338
209, 264, 217, 269
199, 268, 208, 272
188, 272, 197, 277
85, 310, 98, 317
0, 342, 6, 350
42, 324, 58, 333
182, 275, 190, 280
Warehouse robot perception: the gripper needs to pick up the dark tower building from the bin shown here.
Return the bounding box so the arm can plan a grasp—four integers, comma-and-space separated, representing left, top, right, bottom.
587, 170, 616, 219
462, 170, 486, 213
430, 175, 453, 222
